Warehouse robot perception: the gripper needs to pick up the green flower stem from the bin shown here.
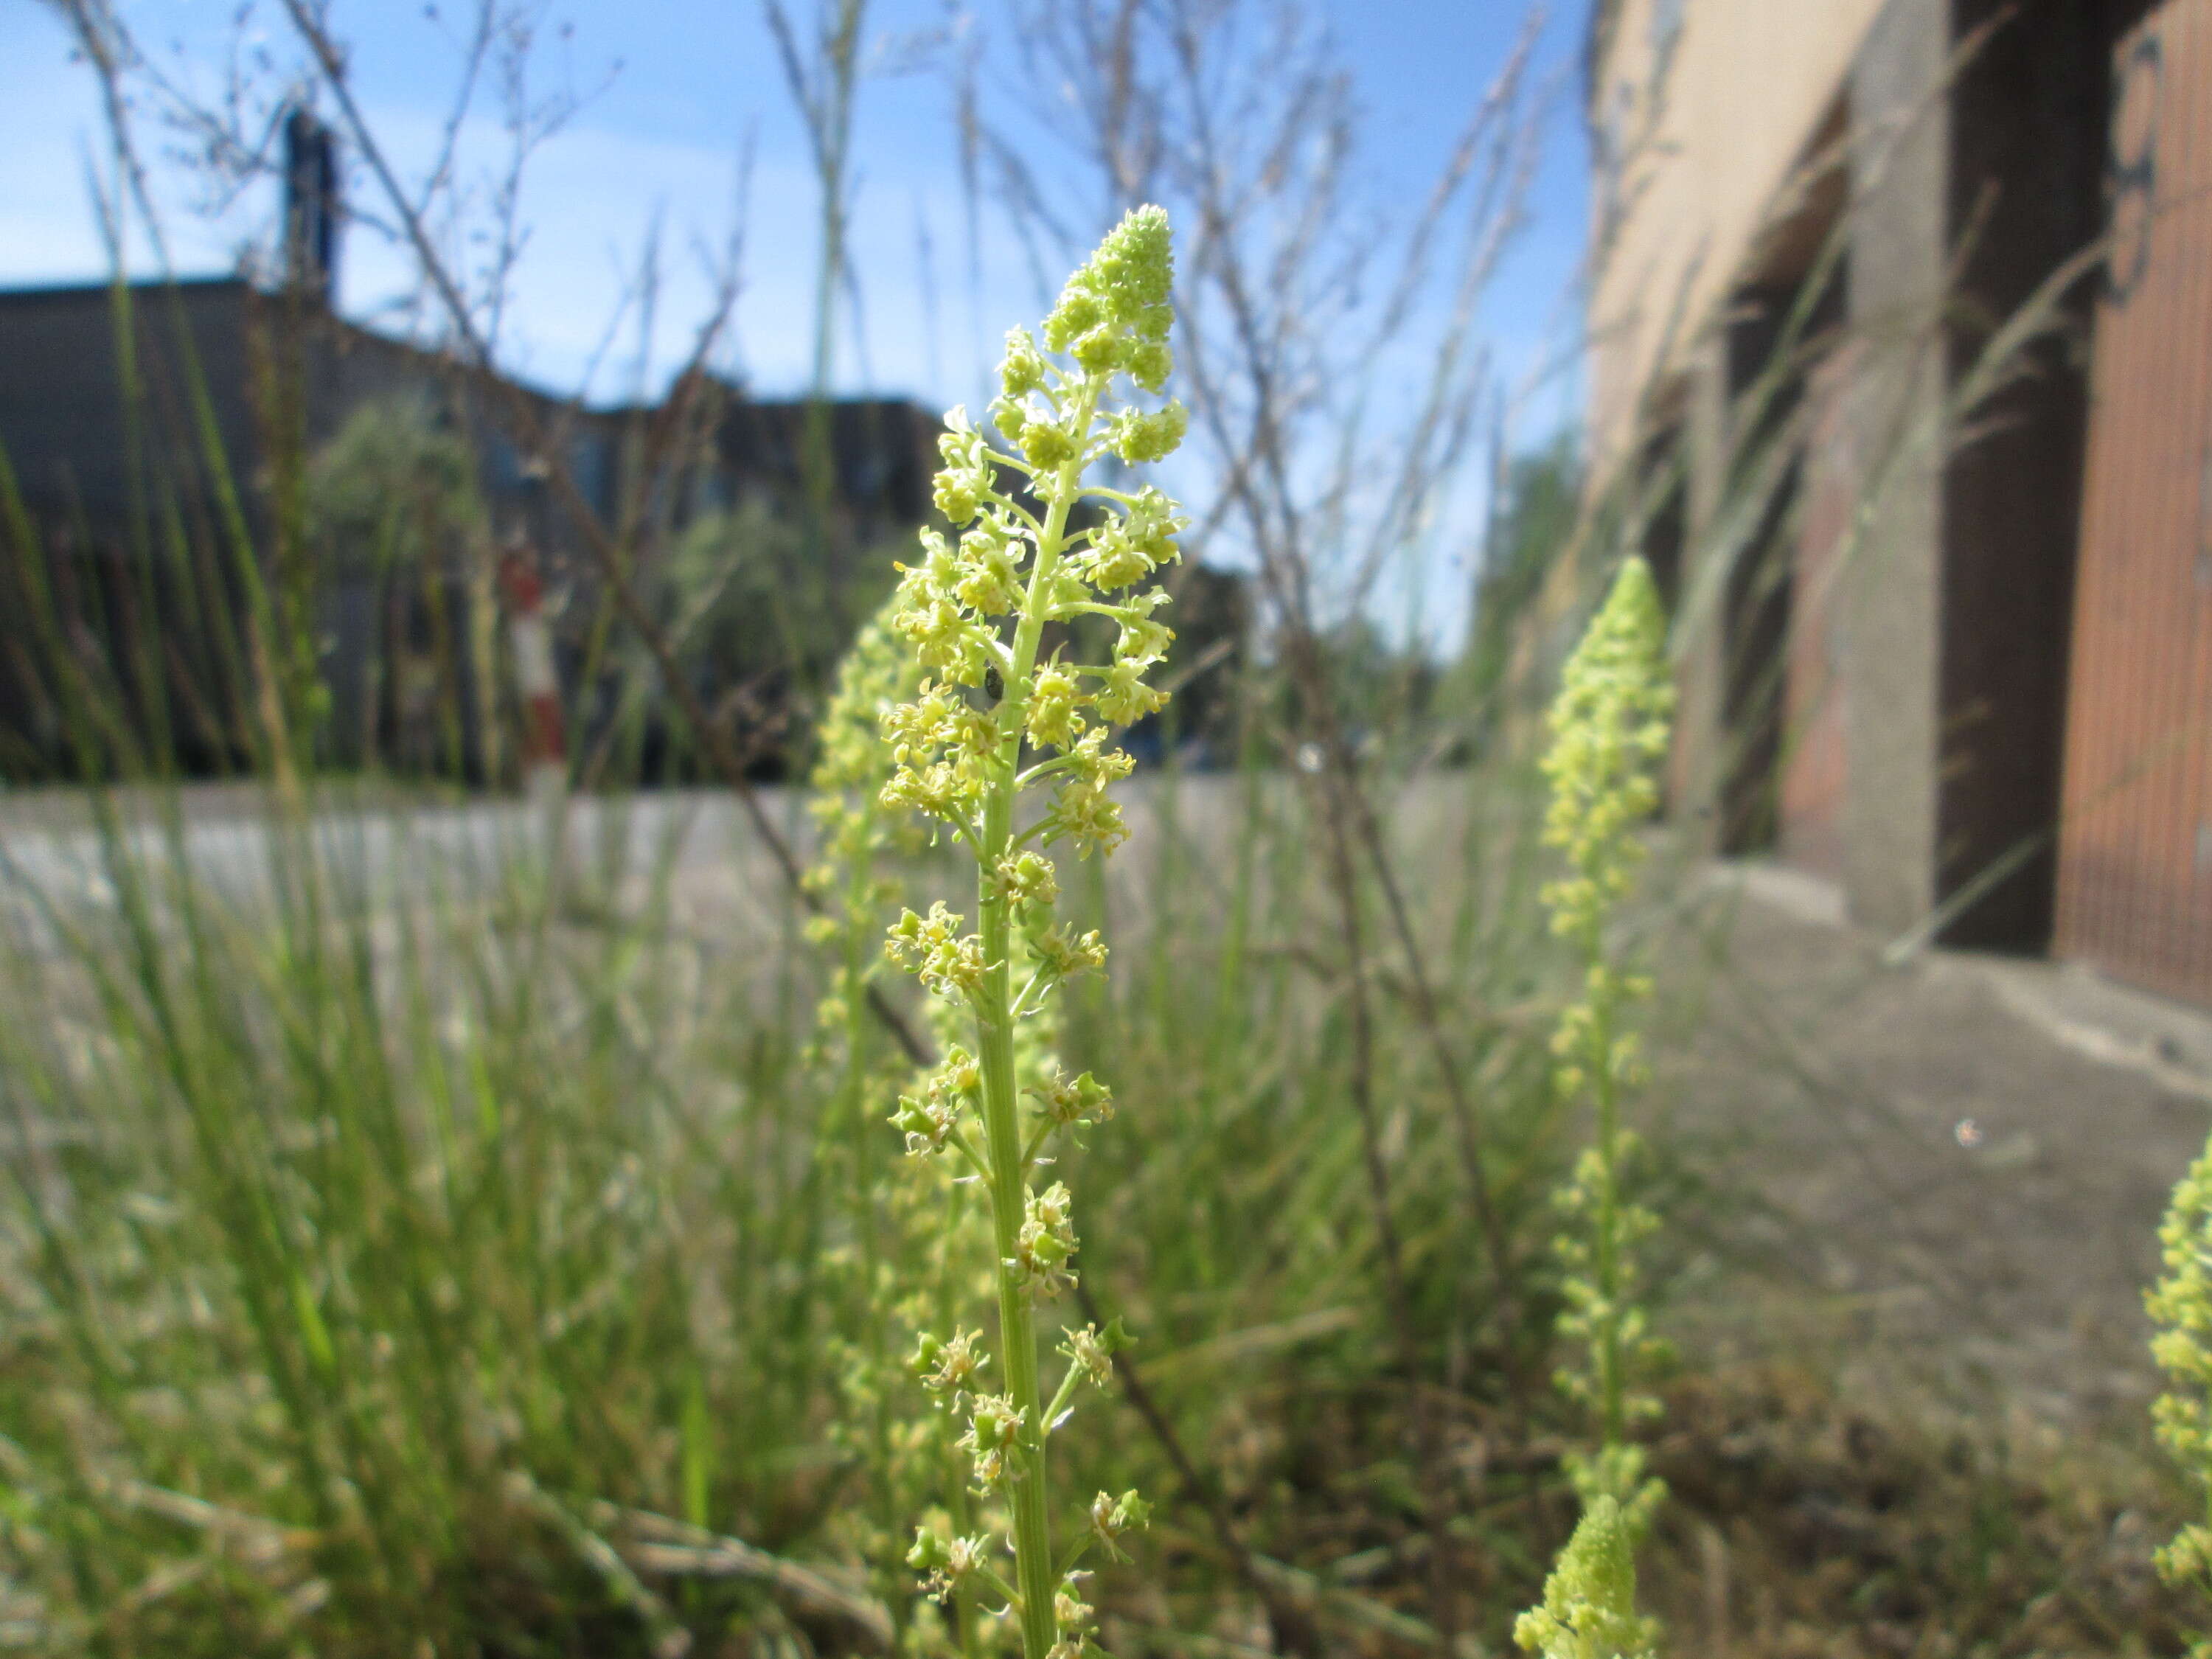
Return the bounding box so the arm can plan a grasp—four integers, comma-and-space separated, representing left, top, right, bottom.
975, 380, 1100, 1659
936, 1183, 990, 1659
1585, 967, 1626, 1453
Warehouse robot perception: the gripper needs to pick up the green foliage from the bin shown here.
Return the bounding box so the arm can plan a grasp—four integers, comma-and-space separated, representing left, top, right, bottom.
0, 798, 806, 1652
306, 394, 484, 574
2150, 1127, 2212, 1655
667, 500, 905, 724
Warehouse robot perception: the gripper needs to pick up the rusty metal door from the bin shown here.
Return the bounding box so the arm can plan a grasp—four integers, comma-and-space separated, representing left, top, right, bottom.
2056, 0, 2212, 1003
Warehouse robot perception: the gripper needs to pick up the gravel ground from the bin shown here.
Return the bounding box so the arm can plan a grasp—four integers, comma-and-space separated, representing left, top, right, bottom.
1656, 860, 2212, 1431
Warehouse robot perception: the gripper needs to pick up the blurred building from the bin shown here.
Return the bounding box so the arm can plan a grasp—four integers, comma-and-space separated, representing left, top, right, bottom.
0, 116, 942, 782
1584, 0, 2212, 1006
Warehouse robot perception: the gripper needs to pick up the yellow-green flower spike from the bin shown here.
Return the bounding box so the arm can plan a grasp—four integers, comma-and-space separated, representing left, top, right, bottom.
1514, 1497, 1662, 1659
1526, 555, 1674, 1657
1540, 556, 1674, 953
2150, 1127, 2212, 1655
874, 206, 1180, 1659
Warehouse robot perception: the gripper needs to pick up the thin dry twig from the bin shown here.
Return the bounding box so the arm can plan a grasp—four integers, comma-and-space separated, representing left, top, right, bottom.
582, 1498, 898, 1650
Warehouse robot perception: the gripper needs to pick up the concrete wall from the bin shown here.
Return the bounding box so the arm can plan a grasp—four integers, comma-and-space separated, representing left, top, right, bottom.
1599, 0, 2109, 950
1587, 0, 1886, 468
1840, 0, 2105, 945
1839, 0, 1952, 936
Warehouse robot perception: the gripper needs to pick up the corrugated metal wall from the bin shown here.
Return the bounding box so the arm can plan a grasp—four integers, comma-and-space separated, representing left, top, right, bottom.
2055, 0, 2212, 1002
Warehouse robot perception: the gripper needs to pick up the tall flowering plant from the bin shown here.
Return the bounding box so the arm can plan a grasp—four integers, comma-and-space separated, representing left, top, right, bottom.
1519, 556, 1673, 1659
880, 206, 1186, 1659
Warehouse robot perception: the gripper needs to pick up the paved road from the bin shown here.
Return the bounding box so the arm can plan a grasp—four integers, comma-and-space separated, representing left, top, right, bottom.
1663, 860, 2212, 1428
0, 787, 816, 953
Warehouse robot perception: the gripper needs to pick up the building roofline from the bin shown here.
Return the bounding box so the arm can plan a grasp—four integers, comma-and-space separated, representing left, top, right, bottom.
0, 274, 942, 422
0, 273, 249, 305
308, 303, 585, 415
593, 389, 943, 421
0, 274, 583, 415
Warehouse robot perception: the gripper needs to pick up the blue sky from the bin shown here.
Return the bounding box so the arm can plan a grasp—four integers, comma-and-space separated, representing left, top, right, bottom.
6, 2, 1588, 401
3, 0, 1590, 641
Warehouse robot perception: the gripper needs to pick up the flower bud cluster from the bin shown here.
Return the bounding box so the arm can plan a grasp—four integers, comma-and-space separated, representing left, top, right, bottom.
879, 684, 999, 827
1028, 922, 1107, 985
1087, 1489, 1151, 1564
1032, 1068, 1114, 1130
877, 206, 1187, 875
810, 610, 922, 814
1539, 557, 1674, 951
1071, 486, 1183, 592
1039, 735, 1138, 860
1513, 1495, 1661, 1659
908, 1523, 993, 1604
801, 587, 1006, 1610
1009, 1182, 1079, 1300
911, 1326, 989, 1405
803, 603, 927, 1034
1043, 206, 1176, 394
992, 850, 1060, 911
886, 902, 989, 999
959, 1393, 1026, 1489
890, 1046, 981, 1156
1105, 402, 1188, 465
1047, 1576, 1099, 1659
1562, 1444, 1665, 1543
1058, 1318, 1130, 1390
871, 207, 1181, 1643
1551, 1165, 1668, 1424
1526, 555, 1675, 1649
932, 411, 999, 526
1548, 975, 1653, 1096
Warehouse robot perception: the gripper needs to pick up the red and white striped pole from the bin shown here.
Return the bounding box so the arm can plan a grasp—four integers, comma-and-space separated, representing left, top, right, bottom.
498, 543, 568, 810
